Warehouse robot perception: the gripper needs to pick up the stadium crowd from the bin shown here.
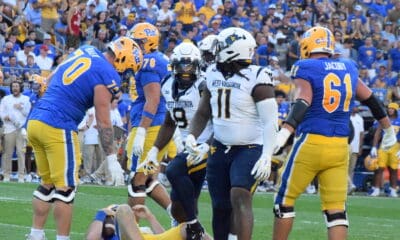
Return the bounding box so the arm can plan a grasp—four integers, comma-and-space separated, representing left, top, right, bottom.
0, 0, 400, 239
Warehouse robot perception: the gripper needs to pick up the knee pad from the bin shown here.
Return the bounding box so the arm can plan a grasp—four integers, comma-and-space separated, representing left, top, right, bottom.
33, 185, 55, 203
128, 183, 147, 198
53, 188, 76, 204
273, 204, 295, 218
323, 211, 349, 228
145, 180, 160, 194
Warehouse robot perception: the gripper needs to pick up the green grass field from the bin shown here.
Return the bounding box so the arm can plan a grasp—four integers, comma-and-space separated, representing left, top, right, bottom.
0, 182, 398, 240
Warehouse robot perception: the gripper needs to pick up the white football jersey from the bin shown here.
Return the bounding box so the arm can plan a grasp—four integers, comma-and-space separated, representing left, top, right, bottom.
162, 76, 213, 144
205, 64, 274, 145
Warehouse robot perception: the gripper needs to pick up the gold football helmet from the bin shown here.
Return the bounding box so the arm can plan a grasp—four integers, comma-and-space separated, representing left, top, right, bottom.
364, 155, 379, 171
29, 74, 47, 96
108, 36, 143, 73
300, 26, 335, 59
129, 23, 160, 54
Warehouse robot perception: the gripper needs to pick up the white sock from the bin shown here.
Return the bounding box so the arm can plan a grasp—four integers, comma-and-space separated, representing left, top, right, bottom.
228, 233, 238, 240
56, 235, 70, 240
166, 204, 172, 218
30, 228, 45, 239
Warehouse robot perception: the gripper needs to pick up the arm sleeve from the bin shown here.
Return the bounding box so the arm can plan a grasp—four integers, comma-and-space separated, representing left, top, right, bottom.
256, 98, 279, 156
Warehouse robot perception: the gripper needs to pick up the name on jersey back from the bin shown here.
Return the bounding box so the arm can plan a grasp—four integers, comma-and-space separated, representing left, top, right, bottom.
324, 62, 347, 71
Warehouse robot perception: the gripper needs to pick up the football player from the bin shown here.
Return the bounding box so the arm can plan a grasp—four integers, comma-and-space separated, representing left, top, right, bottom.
140, 41, 213, 240
125, 23, 174, 220
86, 204, 213, 240
25, 37, 143, 240
185, 27, 278, 239
369, 102, 400, 197
198, 34, 217, 72
272, 26, 397, 240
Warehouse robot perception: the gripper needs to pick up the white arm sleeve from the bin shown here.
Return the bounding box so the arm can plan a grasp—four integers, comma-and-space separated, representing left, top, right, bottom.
256, 98, 279, 156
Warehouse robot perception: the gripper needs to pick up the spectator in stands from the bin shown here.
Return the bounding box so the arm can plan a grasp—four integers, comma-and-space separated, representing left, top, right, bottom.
90, 29, 107, 52
23, 55, 41, 82
381, 21, 396, 45
87, 0, 108, 14
174, 0, 196, 33
3, 56, 23, 83
23, 31, 39, 46
66, 0, 86, 49
16, 41, 36, 67
388, 40, 400, 74
157, 0, 174, 27
0, 80, 31, 183
358, 36, 377, 69
197, 0, 215, 25
255, 42, 276, 67
32, 0, 61, 34
387, 0, 400, 25
33, 33, 56, 60
24, 0, 42, 29
0, 42, 16, 65
35, 45, 53, 72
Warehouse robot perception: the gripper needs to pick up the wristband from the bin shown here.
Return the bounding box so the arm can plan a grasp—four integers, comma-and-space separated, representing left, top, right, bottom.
94, 210, 107, 222
142, 111, 155, 119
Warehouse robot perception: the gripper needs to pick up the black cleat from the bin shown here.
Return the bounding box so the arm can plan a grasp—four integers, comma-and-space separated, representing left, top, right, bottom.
186, 221, 205, 240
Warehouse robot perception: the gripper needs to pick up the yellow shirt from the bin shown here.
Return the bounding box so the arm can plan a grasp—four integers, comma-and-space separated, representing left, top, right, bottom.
38, 0, 60, 19
197, 6, 216, 25
174, 1, 195, 24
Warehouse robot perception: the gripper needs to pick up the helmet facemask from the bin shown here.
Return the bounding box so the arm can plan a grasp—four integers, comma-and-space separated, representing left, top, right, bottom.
172, 57, 200, 90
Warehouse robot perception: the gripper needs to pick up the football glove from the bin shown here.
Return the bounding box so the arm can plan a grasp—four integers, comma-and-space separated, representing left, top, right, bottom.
251, 153, 272, 182
138, 146, 159, 175
187, 143, 209, 166
370, 147, 377, 158
273, 128, 291, 154
184, 134, 198, 156
106, 154, 125, 186
381, 126, 397, 150
132, 127, 146, 157
173, 128, 185, 153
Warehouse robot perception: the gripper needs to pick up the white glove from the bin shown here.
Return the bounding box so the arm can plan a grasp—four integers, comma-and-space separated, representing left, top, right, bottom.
106, 154, 125, 186
137, 146, 159, 175
187, 143, 210, 166
381, 126, 397, 150
251, 153, 272, 182
173, 128, 185, 153
273, 128, 292, 154
184, 134, 198, 155
132, 127, 146, 157
370, 147, 377, 158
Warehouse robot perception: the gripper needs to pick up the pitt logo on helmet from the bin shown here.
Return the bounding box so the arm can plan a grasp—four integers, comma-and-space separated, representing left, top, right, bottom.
143, 28, 157, 36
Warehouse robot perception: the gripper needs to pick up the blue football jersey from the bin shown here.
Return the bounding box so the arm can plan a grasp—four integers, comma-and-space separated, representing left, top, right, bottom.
130, 51, 170, 127
29, 45, 121, 131
291, 57, 359, 137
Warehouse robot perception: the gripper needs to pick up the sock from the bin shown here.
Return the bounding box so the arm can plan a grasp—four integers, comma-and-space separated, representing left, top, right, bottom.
228, 233, 238, 240
56, 235, 70, 240
30, 228, 45, 240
